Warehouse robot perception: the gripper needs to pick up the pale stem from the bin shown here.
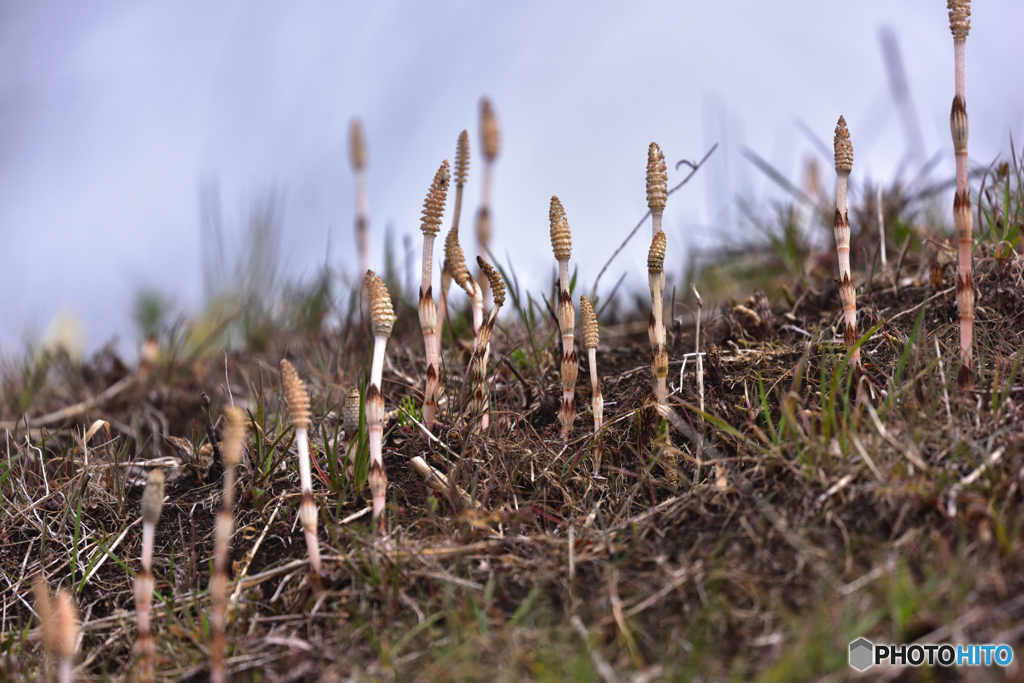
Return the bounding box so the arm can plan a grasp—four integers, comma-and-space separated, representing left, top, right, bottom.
651, 208, 663, 239
648, 273, 665, 343
470, 282, 484, 336
836, 172, 849, 219
877, 185, 887, 266
371, 337, 387, 387
453, 183, 465, 233
296, 427, 312, 492
421, 234, 435, 296
588, 347, 602, 433
141, 522, 154, 571
355, 170, 369, 276
481, 162, 493, 213
954, 40, 965, 103
559, 259, 570, 294
59, 659, 73, 683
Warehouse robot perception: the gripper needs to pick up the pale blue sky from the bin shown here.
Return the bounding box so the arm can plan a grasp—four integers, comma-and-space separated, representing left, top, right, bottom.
1, 1, 1022, 352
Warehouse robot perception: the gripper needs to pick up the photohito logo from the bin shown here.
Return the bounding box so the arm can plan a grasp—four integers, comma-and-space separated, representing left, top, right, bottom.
849, 638, 1014, 670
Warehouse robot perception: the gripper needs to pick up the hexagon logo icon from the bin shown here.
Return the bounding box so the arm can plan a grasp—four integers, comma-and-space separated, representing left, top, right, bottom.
849, 638, 874, 671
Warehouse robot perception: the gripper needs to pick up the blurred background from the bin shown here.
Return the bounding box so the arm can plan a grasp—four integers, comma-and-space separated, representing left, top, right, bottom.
1, 0, 1022, 356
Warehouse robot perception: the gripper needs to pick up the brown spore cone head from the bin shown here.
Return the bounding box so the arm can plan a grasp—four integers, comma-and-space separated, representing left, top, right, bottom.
648, 230, 667, 273
141, 467, 166, 525
646, 142, 668, 211
580, 295, 599, 349
948, 0, 970, 40
444, 227, 472, 288
279, 360, 311, 431
477, 256, 505, 307
455, 130, 470, 186
420, 160, 450, 236
834, 116, 853, 174
549, 196, 572, 261
348, 118, 366, 170
480, 97, 500, 161
343, 386, 361, 436
366, 270, 396, 337
222, 405, 247, 466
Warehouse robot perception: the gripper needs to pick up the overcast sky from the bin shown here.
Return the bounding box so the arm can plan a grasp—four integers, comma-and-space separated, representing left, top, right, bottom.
1, 1, 1022, 354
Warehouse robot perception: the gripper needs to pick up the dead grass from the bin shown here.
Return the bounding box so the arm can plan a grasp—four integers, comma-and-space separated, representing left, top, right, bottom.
3, 157, 1024, 681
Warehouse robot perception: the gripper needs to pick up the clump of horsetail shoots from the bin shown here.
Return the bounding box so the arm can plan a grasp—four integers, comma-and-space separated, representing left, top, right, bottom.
209, 407, 244, 683
477, 98, 500, 289
133, 467, 165, 682
36, 578, 79, 683
280, 360, 323, 584
833, 116, 862, 373
349, 118, 370, 278
648, 231, 669, 403
580, 294, 603, 470
550, 196, 577, 437
949, 0, 974, 388
647, 142, 668, 239
366, 270, 396, 531
418, 160, 450, 429
444, 224, 484, 336
469, 256, 505, 430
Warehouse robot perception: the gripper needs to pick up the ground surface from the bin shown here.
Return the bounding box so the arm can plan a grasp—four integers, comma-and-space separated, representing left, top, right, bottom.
2, 244, 1024, 681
